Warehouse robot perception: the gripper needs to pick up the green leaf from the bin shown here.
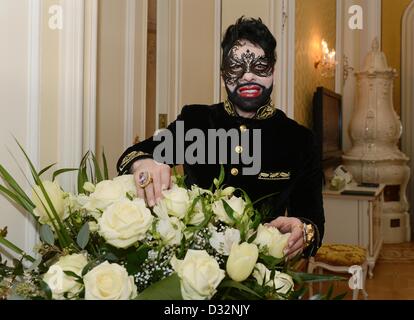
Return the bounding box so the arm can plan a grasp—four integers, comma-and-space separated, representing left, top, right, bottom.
63, 270, 83, 282
40, 224, 55, 245
289, 284, 308, 300
0, 165, 35, 208
52, 168, 78, 182
102, 150, 109, 180
77, 223, 90, 249
27, 257, 43, 272
183, 195, 201, 225
218, 279, 263, 299
215, 165, 225, 189
104, 253, 118, 261
0, 184, 36, 218
126, 244, 150, 274
12, 258, 24, 276
251, 191, 280, 206
77, 151, 90, 194
38, 163, 57, 177
0, 236, 35, 262
91, 153, 103, 183
39, 280, 53, 300
333, 292, 347, 300
14, 138, 72, 247
259, 253, 285, 269
222, 199, 237, 222
81, 260, 97, 277
135, 273, 183, 300
326, 283, 334, 299
290, 271, 346, 283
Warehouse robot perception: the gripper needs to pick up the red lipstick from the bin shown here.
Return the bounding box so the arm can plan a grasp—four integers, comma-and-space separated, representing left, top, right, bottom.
237, 85, 262, 98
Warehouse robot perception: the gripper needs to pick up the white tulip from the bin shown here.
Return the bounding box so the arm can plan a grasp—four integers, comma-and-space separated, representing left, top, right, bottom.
226, 242, 259, 282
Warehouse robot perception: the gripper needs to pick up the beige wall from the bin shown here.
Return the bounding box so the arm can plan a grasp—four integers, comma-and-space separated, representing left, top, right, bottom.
96, 0, 126, 178
0, 0, 30, 254
97, 0, 149, 178
382, 0, 413, 116
180, 0, 216, 106
294, 0, 336, 128
145, 0, 157, 138
40, 0, 61, 177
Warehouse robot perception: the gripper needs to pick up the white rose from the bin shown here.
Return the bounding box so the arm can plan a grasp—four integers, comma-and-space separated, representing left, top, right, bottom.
253, 263, 294, 295
43, 253, 88, 300
156, 216, 184, 246
226, 242, 259, 282
209, 228, 241, 256
84, 261, 137, 300
253, 224, 290, 258
88, 221, 99, 232
113, 175, 137, 198
171, 250, 225, 300
83, 180, 126, 212
162, 185, 190, 219
98, 199, 153, 248
32, 180, 67, 226
212, 196, 246, 225
64, 193, 89, 217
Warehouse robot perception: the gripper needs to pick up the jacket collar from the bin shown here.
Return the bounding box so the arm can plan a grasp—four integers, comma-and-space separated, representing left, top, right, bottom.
223, 98, 277, 120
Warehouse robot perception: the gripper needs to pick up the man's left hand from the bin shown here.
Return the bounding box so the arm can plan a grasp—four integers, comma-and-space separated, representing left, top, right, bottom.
266, 217, 304, 259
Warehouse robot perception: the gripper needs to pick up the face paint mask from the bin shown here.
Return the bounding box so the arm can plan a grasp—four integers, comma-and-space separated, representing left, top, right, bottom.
222, 44, 274, 86
226, 82, 273, 112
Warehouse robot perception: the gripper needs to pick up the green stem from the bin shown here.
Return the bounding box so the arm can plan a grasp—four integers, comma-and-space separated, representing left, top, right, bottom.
0, 236, 35, 262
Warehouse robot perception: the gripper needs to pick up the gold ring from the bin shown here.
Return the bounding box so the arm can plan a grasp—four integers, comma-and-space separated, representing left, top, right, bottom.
138, 171, 153, 188
293, 223, 304, 231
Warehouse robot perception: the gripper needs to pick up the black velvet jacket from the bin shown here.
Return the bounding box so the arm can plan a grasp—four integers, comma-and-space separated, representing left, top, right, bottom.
117, 101, 325, 255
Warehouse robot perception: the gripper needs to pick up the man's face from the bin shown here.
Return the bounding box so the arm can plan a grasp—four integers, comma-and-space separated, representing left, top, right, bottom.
222, 39, 274, 112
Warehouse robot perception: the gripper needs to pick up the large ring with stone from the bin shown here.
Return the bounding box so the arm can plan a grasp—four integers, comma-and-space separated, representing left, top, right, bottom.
138, 171, 152, 188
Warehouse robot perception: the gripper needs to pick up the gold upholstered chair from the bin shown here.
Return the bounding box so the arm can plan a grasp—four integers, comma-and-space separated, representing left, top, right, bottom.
307, 244, 369, 300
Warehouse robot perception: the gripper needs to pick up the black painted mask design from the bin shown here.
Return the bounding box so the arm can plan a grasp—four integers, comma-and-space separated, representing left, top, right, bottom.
222, 43, 274, 86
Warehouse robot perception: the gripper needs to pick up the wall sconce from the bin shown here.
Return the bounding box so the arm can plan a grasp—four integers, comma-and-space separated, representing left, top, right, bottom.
314, 39, 337, 78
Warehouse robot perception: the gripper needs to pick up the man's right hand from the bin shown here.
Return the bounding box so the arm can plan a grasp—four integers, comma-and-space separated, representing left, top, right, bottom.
131, 159, 172, 207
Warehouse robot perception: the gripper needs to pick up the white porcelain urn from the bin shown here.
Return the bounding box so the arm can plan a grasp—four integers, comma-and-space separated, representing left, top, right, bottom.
343, 38, 411, 243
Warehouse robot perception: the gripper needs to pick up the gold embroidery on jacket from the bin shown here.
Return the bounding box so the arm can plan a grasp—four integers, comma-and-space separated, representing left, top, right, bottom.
223, 99, 276, 120
258, 171, 291, 181
119, 151, 150, 172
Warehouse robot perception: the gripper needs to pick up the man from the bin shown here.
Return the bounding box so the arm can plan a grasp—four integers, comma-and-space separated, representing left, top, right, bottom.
117, 17, 324, 257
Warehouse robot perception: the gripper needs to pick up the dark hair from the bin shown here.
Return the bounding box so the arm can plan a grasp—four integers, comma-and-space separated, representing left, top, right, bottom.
221, 16, 277, 69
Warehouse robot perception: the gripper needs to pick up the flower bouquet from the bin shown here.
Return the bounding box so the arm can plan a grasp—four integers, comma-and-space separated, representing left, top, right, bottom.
0, 142, 343, 300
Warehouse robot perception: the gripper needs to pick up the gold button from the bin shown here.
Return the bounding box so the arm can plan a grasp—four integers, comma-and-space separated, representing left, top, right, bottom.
239, 125, 247, 132
231, 168, 239, 176
235, 146, 243, 154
